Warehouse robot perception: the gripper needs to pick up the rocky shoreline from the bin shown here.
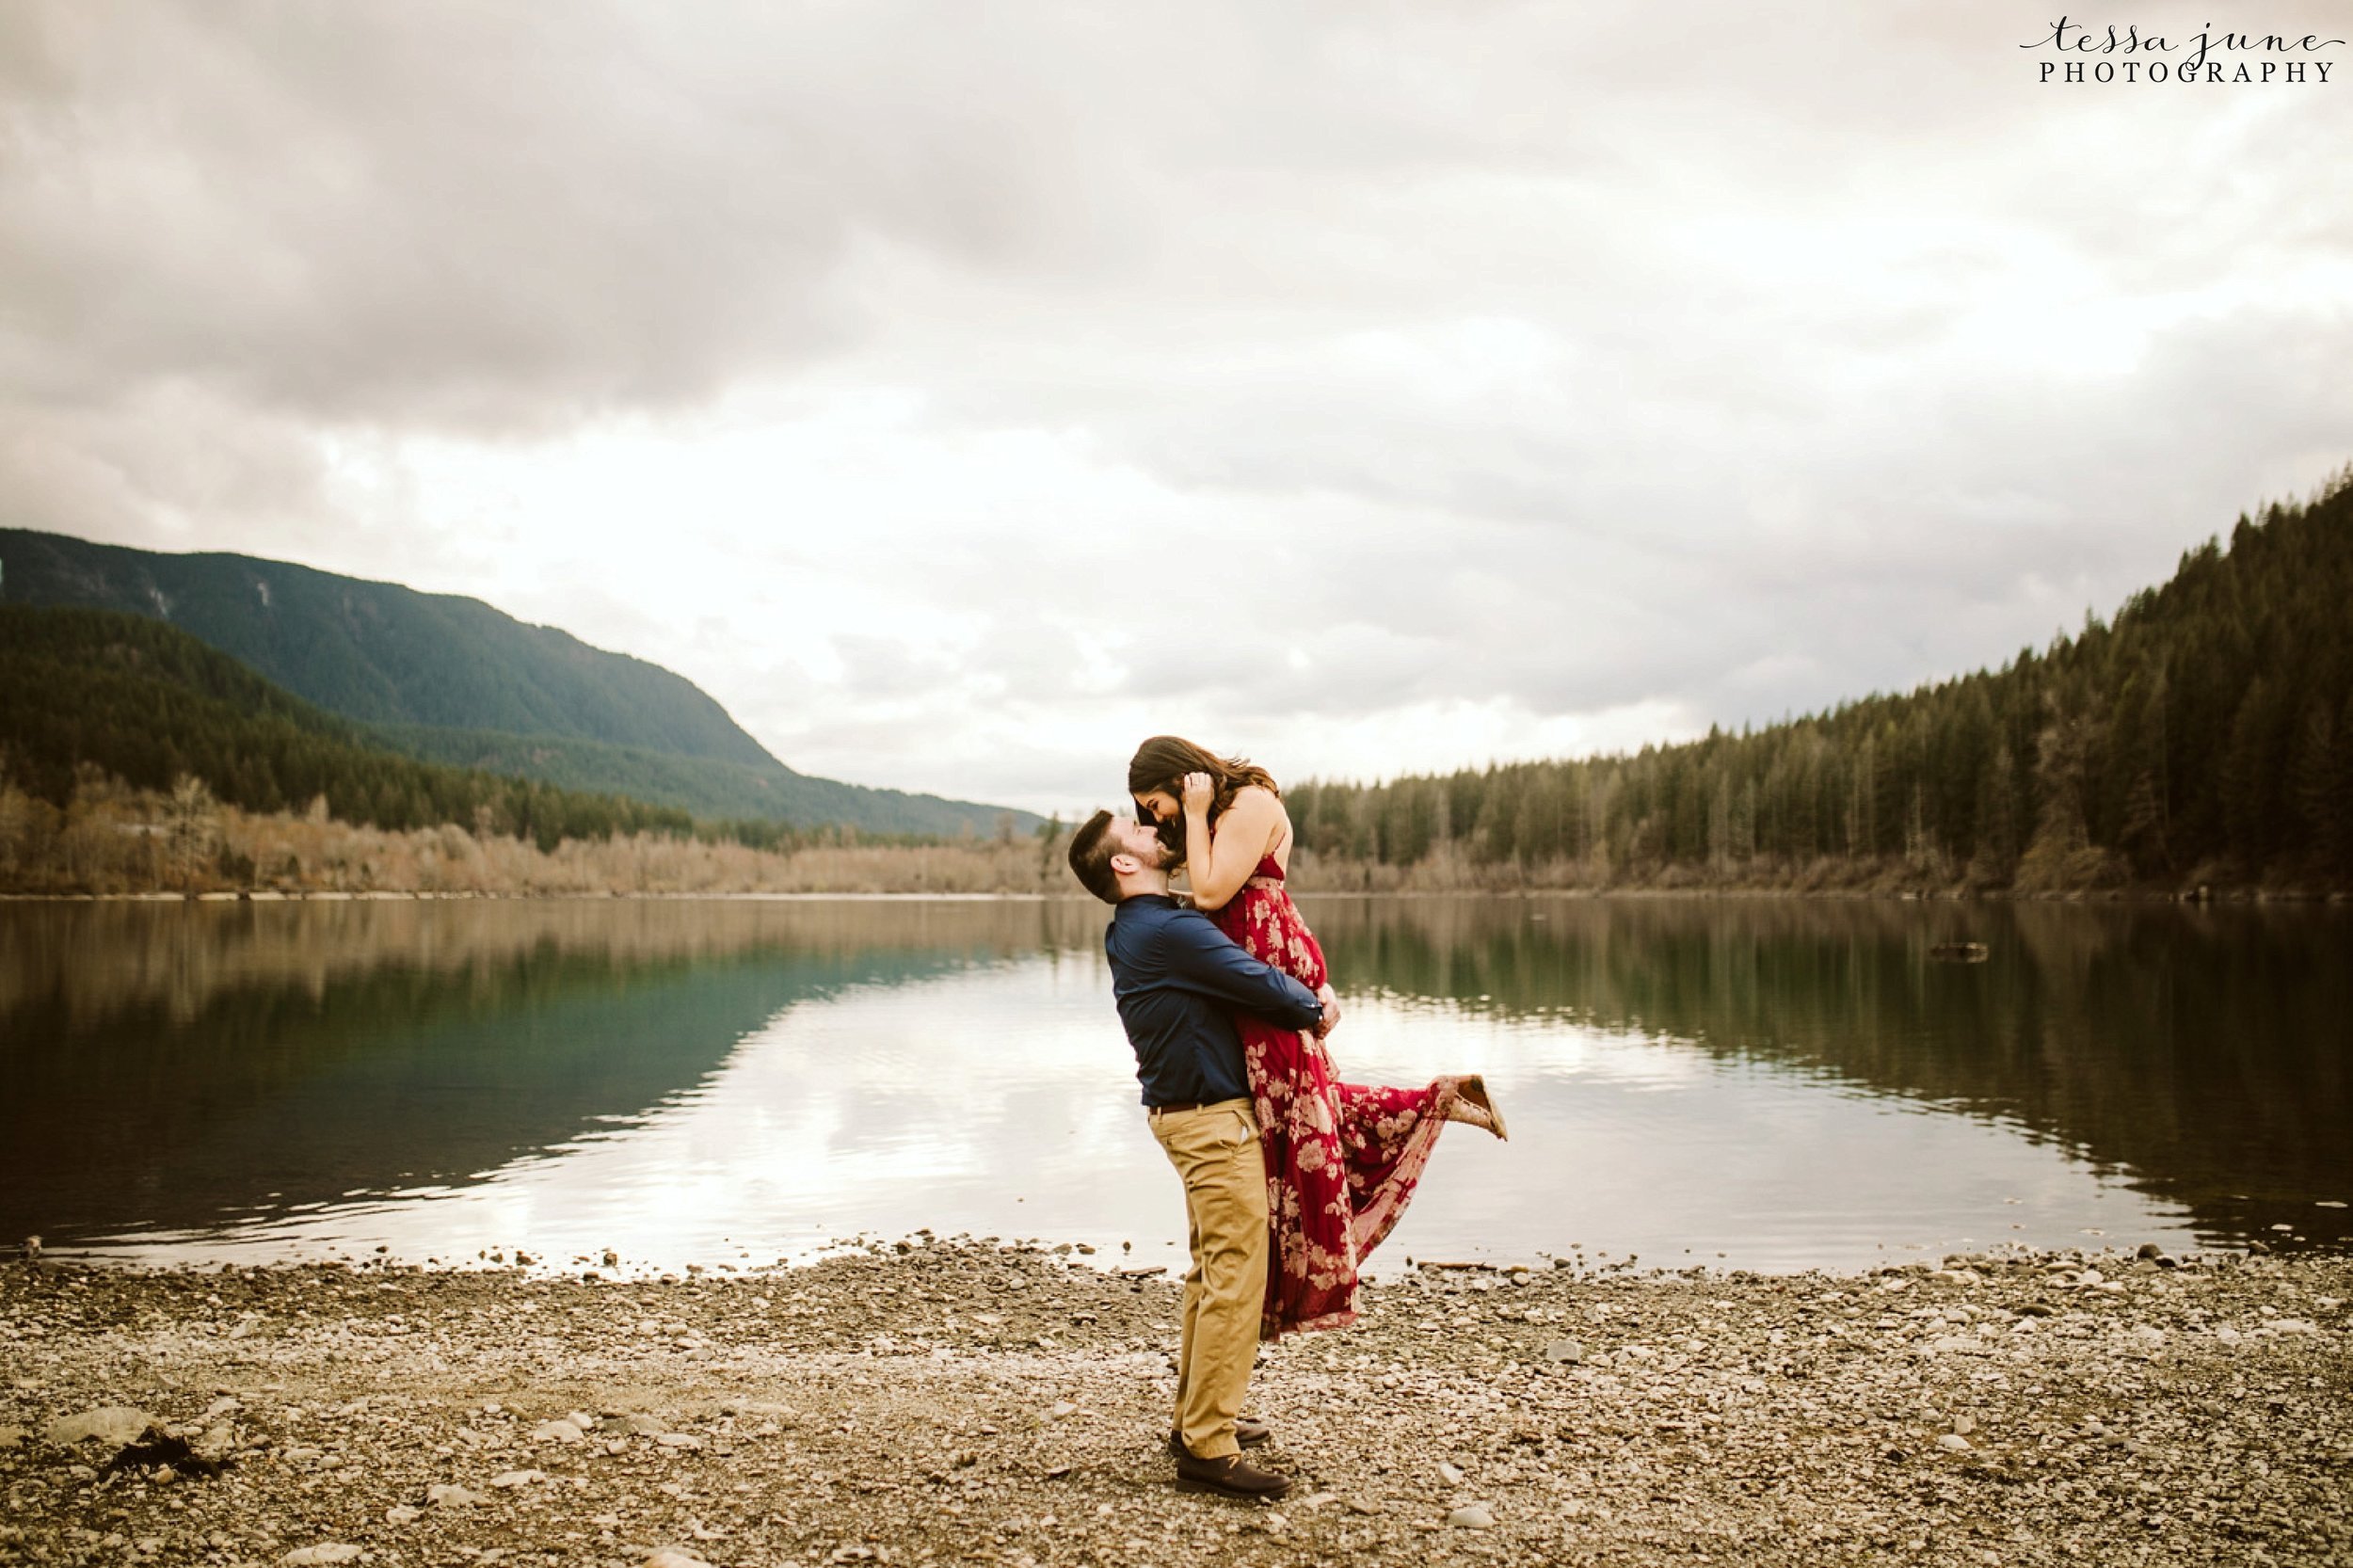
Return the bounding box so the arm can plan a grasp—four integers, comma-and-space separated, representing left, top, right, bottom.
3, 1245, 2346, 1567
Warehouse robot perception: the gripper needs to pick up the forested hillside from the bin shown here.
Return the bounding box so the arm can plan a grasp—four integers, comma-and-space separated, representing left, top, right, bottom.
0, 606, 697, 852
0, 529, 1042, 837
1285, 472, 2353, 893
0, 529, 769, 760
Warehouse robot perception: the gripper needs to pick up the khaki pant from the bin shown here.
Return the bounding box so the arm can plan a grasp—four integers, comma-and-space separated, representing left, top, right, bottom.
1148, 1097, 1269, 1460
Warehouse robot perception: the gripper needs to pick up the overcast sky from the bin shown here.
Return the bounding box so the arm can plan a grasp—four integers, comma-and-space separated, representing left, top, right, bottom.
4, 2, 2348, 817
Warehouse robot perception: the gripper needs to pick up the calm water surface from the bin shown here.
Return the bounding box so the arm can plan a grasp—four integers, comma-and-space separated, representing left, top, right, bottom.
3, 896, 2346, 1274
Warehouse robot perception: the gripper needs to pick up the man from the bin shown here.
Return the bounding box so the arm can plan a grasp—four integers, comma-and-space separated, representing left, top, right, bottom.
1066, 808, 1338, 1501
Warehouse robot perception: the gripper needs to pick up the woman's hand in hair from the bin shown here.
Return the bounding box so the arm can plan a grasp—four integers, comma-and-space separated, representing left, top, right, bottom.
1179, 780, 1284, 913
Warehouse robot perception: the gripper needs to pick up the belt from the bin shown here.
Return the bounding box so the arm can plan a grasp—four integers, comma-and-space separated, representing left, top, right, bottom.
1148, 1100, 1207, 1117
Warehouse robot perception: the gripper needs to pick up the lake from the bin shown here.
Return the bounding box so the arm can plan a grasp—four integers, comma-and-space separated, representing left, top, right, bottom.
3, 895, 2346, 1274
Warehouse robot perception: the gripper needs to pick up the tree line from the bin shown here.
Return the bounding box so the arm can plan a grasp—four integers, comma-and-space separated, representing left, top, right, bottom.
0, 605, 1060, 898
1283, 471, 2353, 893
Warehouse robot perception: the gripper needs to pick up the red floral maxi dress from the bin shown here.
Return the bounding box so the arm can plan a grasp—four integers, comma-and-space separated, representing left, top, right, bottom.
1212, 855, 1468, 1338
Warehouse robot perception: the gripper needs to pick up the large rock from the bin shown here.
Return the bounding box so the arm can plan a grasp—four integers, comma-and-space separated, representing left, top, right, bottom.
45, 1407, 152, 1448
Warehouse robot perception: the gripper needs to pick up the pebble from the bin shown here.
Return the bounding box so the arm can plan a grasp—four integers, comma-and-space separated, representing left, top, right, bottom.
1937, 1433, 1973, 1453
1436, 1460, 1465, 1485
531, 1418, 585, 1443
488, 1470, 548, 1489
1545, 1337, 1584, 1363
3, 1244, 2345, 1568
642, 1552, 716, 1568
280, 1548, 363, 1566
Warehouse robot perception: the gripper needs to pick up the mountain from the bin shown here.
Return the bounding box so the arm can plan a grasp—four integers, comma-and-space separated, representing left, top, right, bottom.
367, 723, 1034, 838
0, 528, 1039, 837
0, 604, 695, 849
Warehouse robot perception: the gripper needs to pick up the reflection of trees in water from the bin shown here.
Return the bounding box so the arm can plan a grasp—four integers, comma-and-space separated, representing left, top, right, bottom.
0, 899, 1108, 1245
9, 895, 2342, 1253
0, 898, 1110, 1034
1300, 895, 2353, 1248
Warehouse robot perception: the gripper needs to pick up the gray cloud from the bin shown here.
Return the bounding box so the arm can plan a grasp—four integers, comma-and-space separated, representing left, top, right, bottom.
0, 3, 1134, 428
2, 1, 2348, 813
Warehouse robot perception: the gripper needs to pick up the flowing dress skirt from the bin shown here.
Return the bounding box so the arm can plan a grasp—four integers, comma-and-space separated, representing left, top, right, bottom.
1211, 864, 1466, 1338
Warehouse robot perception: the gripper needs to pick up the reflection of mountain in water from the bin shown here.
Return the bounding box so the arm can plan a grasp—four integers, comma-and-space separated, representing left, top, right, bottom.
1, 900, 1093, 1245
1300, 895, 2353, 1251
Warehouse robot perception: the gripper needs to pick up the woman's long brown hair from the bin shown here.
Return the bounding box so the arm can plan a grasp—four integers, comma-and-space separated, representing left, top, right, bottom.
1127, 736, 1280, 859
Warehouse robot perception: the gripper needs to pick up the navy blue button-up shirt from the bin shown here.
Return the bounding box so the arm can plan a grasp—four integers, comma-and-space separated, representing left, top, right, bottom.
1104, 894, 1324, 1108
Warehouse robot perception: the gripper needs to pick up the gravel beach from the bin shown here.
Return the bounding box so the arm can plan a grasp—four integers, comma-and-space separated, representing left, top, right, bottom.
3, 1243, 2347, 1567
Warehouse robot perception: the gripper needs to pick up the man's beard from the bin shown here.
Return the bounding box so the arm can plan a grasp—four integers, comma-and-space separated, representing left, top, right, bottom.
1148, 815, 1188, 867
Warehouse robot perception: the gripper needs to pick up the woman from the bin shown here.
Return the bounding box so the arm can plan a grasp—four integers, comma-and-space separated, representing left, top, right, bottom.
1128, 735, 1506, 1339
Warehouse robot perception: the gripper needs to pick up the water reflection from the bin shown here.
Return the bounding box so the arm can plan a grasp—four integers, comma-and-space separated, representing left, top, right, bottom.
1301, 896, 2353, 1253
0, 900, 1086, 1250
1, 895, 2344, 1272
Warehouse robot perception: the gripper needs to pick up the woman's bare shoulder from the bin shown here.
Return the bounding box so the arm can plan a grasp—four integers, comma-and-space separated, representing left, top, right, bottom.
1227, 785, 1287, 823
1229, 786, 1291, 855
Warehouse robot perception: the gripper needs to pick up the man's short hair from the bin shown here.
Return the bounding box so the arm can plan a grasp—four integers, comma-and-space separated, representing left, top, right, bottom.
1066, 808, 1121, 904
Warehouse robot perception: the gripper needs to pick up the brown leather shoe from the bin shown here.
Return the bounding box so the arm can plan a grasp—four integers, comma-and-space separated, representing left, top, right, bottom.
1168, 1416, 1270, 1458
1174, 1448, 1290, 1499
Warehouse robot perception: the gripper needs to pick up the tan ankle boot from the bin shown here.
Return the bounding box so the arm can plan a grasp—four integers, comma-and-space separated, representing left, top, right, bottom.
1448, 1075, 1509, 1141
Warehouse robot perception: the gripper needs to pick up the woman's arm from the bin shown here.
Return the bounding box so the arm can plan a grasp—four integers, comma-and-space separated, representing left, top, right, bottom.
1180, 777, 1285, 912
